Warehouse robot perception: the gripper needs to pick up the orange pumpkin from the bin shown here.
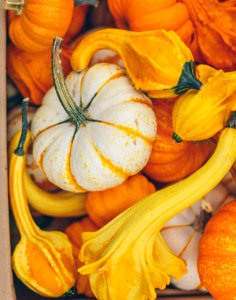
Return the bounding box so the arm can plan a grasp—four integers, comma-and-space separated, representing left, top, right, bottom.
143, 100, 214, 182
86, 174, 156, 227
7, 43, 72, 105
64, 5, 88, 43
65, 217, 99, 297
107, 0, 194, 45
198, 201, 236, 300
7, 0, 74, 52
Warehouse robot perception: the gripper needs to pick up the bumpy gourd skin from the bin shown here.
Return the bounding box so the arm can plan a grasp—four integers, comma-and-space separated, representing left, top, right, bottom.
71, 28, 202, 98
78, 115, 236, 300
172, 65, 236, 142
198, 201, 236, 300
9, 100, 76, 297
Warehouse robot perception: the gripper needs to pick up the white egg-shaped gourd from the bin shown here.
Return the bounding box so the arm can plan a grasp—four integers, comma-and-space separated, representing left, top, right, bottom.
161, 183, 234, 290
31, 38, 157, 192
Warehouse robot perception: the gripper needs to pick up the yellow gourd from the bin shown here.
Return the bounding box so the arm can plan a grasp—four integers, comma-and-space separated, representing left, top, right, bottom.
71, 29, 202, 98
78, 112, 236, 300
9, 99, 76, 297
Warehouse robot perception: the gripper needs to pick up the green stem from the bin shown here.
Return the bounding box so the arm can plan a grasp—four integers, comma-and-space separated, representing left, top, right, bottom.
74, 0, 99, 7
14, 98, 29, 156
4, 0, 24, 15
52, 37, 89, 126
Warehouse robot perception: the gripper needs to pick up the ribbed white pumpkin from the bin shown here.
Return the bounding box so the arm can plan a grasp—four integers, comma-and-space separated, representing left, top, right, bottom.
161, 183, 234, 290
31, 42, 157, 192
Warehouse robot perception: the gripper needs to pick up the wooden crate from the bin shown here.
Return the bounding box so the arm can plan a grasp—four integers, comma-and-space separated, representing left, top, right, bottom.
0, 5, 213, 300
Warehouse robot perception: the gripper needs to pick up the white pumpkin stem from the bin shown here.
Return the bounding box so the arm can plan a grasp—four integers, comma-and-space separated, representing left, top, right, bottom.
74, 0, 99, 7
52, 37, 92, 126
4, 0, 24, 15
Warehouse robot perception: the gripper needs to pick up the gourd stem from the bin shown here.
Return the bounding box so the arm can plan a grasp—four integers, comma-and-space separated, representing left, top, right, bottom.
15, 98, 28, 156
172, 132, 182, 143
74, 0, 99, 7
4, 0, 24, 15
52, 37, 89, 126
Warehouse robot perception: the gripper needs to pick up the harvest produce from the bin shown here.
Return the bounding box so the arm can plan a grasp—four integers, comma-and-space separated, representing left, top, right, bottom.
78, 112, 236, 300
31, 38, 157, 192
9, 100, 76, 297
173, 65, 236, 142
65, 217, 99, 297
71, 28, 202, 98
198, 201, 236, 299
144, 99, 214, 182
86, 174, 156, 226
107, 0, 194, 45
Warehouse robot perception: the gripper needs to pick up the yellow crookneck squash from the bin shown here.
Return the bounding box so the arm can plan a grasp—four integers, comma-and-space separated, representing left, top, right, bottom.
173, 64, 236, 142
144, 99, 214, 182
71, 28, 202, 98
31, 38, 157, 192
9, 99, 76, 297
107, 0, 194, 45
77, 111, 236, 300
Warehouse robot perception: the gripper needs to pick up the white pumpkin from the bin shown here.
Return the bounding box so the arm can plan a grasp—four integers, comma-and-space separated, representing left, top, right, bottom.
161, 183, 234, 291
31, 47, 157, 192
222, 172, 236, 195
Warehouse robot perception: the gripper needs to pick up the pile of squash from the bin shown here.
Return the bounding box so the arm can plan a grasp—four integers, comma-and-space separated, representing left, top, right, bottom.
5, 0, 236, 299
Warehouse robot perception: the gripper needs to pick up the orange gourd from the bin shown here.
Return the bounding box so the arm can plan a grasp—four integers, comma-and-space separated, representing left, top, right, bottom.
107, 0, 194, 45
183, 0, 236, 71
143, 100, 214, 182
65, 217, 98, 297
64, 5, 88, 43
198, 201, 236, 300
6, 0, 74, 52
86, 174, 156, 227
7, 43, 72, 105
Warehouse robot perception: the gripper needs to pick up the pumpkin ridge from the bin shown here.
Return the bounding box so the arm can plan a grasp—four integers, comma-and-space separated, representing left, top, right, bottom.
177, 231, 196, 258
161, 224, 191, 231
100, 120, 154, 146
91, 141, 132, 179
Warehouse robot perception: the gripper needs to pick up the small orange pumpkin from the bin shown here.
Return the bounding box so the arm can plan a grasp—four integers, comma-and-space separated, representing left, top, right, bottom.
64, 5, 88, 43
65, 217, 99, 297
107, 0, 194, 45
7, 43, 72, 105
86, 174, 156, 227
143, 100, 214, 182
198, 201, 236, 300
7, 0, 74, 52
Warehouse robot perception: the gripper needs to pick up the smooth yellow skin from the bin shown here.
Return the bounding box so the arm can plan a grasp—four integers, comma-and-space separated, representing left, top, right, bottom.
10, 130, 87, 218
10, 131, 76, 297
173, 66, 236, 141
71, 28, 194, 98
79, 127, 236, 300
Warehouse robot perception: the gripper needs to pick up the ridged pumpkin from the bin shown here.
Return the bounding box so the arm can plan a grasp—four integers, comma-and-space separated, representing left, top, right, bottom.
65, 217, 98, 297
6, 0, 74, 52
32, 39, 157, 192
7, 43, 72, 105
108, 0, 194, 45
86, 174, 156, 227
198, 201, 236, 299
143, 99, 214, 182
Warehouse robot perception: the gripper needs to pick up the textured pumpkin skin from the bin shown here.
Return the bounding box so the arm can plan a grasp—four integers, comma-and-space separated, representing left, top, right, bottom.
198, 201, 236, 299
8, 0, 74, 52
162, 183, 234, 291
143, 100, 214, 182
108, 0, 194, 45
7, 43, 72, 105
86, 174, 156, 227
7, 106, 56, 192
32, 63, 157, 192
64, 5, 88, 43
65, 217, 98, 297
